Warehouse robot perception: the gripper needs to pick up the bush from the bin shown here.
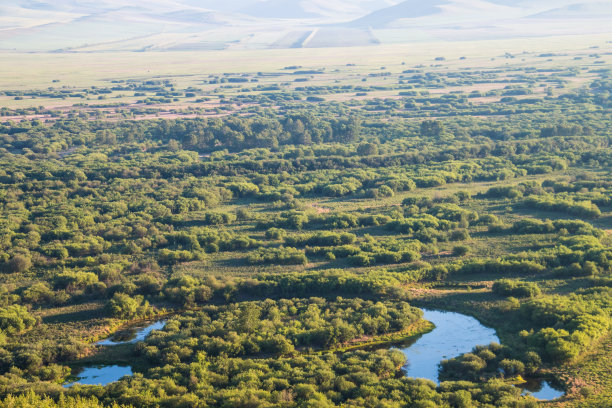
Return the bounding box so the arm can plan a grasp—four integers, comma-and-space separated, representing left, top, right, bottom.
0, 305, 37, 334
106, 293, 153, 319
492, 280, 541, 298
450, 229, 470, 241
247, 247, 308, 265
499, 359, 525, 376
523, 196, 601, 218
452, 246, 470, 257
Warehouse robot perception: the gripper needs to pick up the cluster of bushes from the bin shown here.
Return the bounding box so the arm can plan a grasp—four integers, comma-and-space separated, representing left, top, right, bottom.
105, 293, 154, 320
492, 279, 541, 298
451, 259, 546, 276
96, 350, 538, 408
523, 196, 601, 218
254, 270, 408, 298
440, 343, 543, 382
0, 393, 128, 408
260, 207, 483, 236
509, 218, 602, 236
139, 298, 423, 361
484, 185, 524, 199
247, 247, 308, 265
519, 287, 611, 362
0, 305, 37, 335
284, 231, 356, 247
347, 238, 423, 267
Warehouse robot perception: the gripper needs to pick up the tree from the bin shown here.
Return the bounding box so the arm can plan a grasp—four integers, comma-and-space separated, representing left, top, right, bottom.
168, 139, 180, 151
6, 254, 32, 273
499, 359, 525, 377
237, 304, 261, 333
106, 293, 151, 319
0, 305, 37, 334
420, 120, 444, 138
452, 245, 470, 257
357, 142, 379, 156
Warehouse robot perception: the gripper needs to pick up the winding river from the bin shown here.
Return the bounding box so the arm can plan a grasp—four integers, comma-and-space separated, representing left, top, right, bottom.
65, 310, 565, 400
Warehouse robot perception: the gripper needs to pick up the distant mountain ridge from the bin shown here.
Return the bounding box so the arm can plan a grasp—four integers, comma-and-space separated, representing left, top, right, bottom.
346, 0, 448, 28
0, 0, 611, 51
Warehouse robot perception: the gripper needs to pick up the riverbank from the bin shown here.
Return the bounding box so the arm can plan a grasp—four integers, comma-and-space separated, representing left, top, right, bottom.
309, 318, 435, 355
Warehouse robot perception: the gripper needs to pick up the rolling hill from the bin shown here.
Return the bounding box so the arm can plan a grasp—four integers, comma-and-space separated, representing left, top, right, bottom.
0, 0, 611, 51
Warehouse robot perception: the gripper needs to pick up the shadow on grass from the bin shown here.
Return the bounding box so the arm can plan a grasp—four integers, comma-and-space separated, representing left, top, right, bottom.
43, 307, 106, 324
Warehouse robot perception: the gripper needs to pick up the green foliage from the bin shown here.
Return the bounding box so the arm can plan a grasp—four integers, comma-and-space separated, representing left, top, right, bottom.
452, 245, 470, 257
0, 392, 131, 408
523, 196, 601, 219
0, 305, 36, 335
0, 56, 609, 406
247, 247, 308, 265
519, 288, 611, 362
106, 293, 153, 319
492, 280, 541, 298
140, 298, 423, 359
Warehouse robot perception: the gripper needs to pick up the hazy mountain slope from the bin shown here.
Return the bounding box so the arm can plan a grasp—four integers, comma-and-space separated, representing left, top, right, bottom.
238, 0, 320, 19
1, 0, 611, 51
529, 2, 612, 18
347, 0, 448, 28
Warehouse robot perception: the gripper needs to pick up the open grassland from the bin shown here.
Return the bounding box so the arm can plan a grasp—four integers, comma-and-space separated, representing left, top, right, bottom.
0, 33, 610, 89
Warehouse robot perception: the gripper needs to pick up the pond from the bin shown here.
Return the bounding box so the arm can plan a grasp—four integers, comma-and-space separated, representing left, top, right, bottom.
519, 378, 565, 400
396, 309, 500, 383
67, 310, 565, 400
64, 365, 132, 387
96, 320, 166, 346
392, 309, 563, 401
64, 320, 166, 387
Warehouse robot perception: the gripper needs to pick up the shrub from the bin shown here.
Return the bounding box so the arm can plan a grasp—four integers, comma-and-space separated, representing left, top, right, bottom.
247, 247, 308, 265
0, 305, 37, 334
106, 293, 153, 319
492, 280, 541, 298
452, 246, 470, 257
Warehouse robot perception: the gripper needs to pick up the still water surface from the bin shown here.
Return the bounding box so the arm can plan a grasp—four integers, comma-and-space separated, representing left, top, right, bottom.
398, 309, 499, 383
65, 320, 166, 387
96, 320, 166, 346
64, 365, 132, 387
394, 309, 563, 400
519, 378, 565, 400
67, 311, 564, 400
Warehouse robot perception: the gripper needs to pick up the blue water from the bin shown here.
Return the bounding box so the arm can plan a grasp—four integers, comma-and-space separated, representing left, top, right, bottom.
398, 309, 499, 383
64, 365, 132, 387
64, 320, 166, 387
69, 310, 565, 400
520, 379, 565, 400
96, 320, 166, 346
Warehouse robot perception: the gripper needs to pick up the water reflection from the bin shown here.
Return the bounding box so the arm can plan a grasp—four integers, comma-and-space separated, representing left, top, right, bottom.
397, 309, 499, 383
519, 379, 564, 400
96, 320, 166, 346
64, 365, 132, 387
